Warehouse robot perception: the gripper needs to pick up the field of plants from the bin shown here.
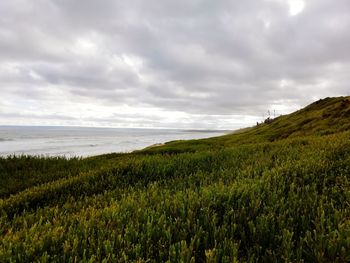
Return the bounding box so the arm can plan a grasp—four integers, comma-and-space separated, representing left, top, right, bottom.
0, 96, 349, 262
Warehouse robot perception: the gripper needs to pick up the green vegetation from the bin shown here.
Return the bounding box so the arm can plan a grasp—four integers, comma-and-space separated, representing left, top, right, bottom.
1, 96, 350, 262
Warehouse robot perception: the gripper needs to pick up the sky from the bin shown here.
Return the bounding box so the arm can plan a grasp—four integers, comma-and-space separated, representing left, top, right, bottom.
0, 0, 349, 130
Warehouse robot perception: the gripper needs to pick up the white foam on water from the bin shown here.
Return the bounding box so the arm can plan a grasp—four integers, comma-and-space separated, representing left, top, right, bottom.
0, 126, 227, 158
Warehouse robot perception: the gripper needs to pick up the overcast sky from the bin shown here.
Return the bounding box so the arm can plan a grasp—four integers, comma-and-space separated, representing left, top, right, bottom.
0, 0, 349, 129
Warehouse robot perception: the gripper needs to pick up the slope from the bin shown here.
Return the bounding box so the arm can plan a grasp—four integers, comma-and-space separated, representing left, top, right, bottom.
0, 96, 349, 262
142, 96, 350, 154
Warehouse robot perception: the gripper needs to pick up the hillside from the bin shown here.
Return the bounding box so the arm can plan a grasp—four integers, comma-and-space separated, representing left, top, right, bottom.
144, 96, 350, 154
0, 96, 350, 262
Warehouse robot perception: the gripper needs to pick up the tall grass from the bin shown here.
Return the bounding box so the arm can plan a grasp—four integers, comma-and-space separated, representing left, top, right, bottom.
0, 96, 349, 262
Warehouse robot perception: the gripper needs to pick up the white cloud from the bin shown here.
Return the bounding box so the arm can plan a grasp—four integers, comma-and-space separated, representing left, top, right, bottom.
288, 0, 305, 16
0, 0, 349, 129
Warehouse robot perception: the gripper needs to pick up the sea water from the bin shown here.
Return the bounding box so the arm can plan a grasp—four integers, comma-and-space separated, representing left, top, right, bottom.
0, 126, 226, 157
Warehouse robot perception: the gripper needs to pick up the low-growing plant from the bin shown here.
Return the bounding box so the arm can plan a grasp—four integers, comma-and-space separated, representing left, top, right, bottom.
0, 96, 349, 262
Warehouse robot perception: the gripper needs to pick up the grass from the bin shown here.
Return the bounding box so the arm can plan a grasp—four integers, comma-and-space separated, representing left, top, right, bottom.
0, 96, 349, 262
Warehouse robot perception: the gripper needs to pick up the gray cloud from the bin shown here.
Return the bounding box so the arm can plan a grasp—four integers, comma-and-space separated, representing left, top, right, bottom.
0, 0, 349, 128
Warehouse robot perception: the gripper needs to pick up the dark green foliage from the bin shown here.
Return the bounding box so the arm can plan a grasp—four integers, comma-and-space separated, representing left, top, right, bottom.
0, 96, 350, 262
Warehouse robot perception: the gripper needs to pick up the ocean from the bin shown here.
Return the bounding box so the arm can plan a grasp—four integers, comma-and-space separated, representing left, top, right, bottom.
0, 126, 227, 157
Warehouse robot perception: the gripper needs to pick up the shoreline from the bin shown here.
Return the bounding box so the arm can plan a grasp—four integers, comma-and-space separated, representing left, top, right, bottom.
0, 128, 229, 158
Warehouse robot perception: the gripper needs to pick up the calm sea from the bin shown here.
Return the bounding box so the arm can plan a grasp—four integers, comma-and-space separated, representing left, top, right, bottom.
0, 126, 227, 157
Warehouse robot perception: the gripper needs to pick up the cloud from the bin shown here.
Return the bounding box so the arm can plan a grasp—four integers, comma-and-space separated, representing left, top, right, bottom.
0, 0, 349, 129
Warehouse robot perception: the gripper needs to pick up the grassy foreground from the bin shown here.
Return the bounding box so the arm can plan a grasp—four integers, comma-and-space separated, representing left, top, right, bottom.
0, 97, 350, 262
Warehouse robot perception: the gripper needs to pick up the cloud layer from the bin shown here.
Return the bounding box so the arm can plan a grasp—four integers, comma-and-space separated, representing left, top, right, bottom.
0, 0, 349, 129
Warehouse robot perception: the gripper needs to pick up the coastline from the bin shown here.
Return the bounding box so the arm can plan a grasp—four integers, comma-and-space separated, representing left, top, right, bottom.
0, 126, 227, 158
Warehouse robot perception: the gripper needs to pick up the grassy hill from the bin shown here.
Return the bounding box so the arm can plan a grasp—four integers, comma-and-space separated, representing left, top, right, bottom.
0, 96, 349, 262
